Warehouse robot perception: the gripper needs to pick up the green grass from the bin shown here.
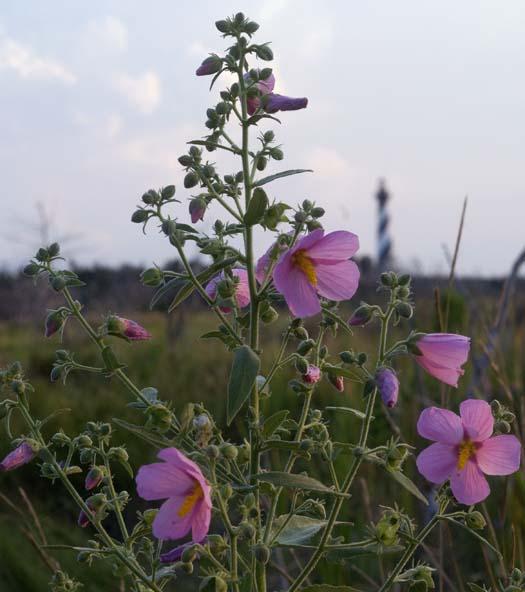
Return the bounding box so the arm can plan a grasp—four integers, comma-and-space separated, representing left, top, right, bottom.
1, 292, 524, 590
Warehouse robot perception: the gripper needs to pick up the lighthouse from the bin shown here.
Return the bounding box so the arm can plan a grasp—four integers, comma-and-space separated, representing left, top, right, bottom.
376, 179, 393, 270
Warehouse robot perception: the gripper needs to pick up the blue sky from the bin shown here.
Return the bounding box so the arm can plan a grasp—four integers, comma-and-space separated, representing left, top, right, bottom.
1, 0, 524, 276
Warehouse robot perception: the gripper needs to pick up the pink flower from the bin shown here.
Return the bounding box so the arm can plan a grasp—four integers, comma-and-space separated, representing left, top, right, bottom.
205, 269, 251, 313
106, 315, 151, 341
303, 365, 321, 384
376, 368, 399, 408
273, 229, 360, 318
246, 72, 308, 115
255, 238, 288, 284
136, 448, 212, 542
416, 400, 521, 505
412, 333, 470, 387
0, 442, 36, 471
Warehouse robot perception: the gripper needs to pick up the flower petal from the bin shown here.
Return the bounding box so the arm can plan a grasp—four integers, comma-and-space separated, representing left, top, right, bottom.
152, 496, 193, 540
450, 459, 490, 505
417, 407, 463, 444
414, 356, 463, 387
157, 448, 205, 482
273, 251, 320, 317
418, 334, 470, 367
290, 229, 324, 254
191, 499, 212, 543
476, 435, 521, 475
315, 260, 360, 302
136, 462, 194, 501
416, 442, 457, 483
307, 231, 360, 262
459, 399, 494, 442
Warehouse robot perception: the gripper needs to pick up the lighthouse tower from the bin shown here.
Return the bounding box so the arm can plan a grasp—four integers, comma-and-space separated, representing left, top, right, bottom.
376, 179, 393, 270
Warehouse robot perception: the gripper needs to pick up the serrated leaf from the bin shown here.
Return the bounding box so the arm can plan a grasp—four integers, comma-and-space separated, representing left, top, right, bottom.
272, 515, 327, 546
384, 467, 428, 505
244, 187, 268, 225
256, 472, 348, 497
262, 410, 289, 438
227, 345, 260, 425
254, 169, 313, 187
325, 406, 367, 420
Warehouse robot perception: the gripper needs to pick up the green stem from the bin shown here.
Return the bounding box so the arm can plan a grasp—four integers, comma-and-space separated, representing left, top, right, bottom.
102, 444, 130, 543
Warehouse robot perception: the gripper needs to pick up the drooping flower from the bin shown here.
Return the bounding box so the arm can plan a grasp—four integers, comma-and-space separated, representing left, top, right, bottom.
303, 365, 321, 384
246, 72, 308, 115
136, 448, 212, 542
196, 55, 222, 76
273, 229, 360, 318
105, 315, 151, 341
189, 197, 207, 224
0, 441, 37, 472
376, 368, 399, 408
416, 399, 521, 505
205, 269, 250, 313
412, 333, 470, 387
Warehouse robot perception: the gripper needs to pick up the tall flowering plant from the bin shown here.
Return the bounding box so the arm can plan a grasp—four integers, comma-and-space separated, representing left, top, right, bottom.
1, 13, 523, 592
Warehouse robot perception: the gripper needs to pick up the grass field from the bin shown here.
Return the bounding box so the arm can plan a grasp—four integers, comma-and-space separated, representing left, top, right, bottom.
0, 285, 524, 590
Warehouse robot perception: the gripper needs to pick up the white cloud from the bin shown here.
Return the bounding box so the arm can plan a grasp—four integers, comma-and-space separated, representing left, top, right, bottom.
86, 16, 128, 52
0, 36, 76, 84
115, 71, 161, 114
106, 113, 123, 139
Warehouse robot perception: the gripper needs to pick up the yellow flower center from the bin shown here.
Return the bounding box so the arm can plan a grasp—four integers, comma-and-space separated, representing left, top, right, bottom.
178, 483, 204, 517
457, 439, 477, 470
292, 249, 317, 286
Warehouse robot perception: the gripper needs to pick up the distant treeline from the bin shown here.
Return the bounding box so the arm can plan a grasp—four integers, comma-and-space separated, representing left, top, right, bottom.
0, 256, 522, 322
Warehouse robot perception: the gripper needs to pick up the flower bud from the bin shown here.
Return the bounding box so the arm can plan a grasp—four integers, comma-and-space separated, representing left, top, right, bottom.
85, 466, 104, 491
293, 326, 309, 340
297, 339, 315, 355
141, 267, 163, 287
196, 55, 222, 76
142, 508, 158, 526
220, 443, 238, 460
108, 447, 129, 463
255, 44, 273, 61
0, 441, 38, 472
465, 511, 487, 530
131, 209, 149, 223
328, 374, 345, 392
45, 309, 65, 338
206, 445, 220, 459
395, 301, 413, 319
260, 305, 278, 324
184, 172, 199, 189
24, 262, 40, 276
348, 304, 373, 327
375, 368, 399, 408
295, 356, 309, 374
253, 544, 271, 564
380, 271, 397, 287
238, 522, 256, 539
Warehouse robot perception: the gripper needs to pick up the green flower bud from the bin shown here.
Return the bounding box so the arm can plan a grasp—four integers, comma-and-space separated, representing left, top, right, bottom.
131, 209, 149, 223
395, 301, 413, 319
142, 508, 158, 526
295, 356, 309, 374
220, 443, 238, 460
206, 445, 220, 459
178, 154, 193, 167
238, 522, 256, 539
255, 44, 273, 61
465, 511, 487, 530
256, 156, 267, 171
184, 172, 199, 189
24, 262, 41, 276
141, 267, 163, 287
253, 544, 271, 564
161, 185, 176, 199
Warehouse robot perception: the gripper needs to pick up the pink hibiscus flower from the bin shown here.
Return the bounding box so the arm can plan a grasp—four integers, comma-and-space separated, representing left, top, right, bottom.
412, 333, 470, 387
205, 268, 250, 313
272, 229, 360, 318
416, 400, 521, 505
136, 448, 212, 542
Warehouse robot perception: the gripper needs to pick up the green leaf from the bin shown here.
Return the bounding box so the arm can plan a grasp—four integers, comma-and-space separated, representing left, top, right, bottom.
112, 418, 172, 449
187, 139, 238, 154
253, 169, 313, 187
150, 277, 186, 309
262, 410, 289, 438
272, 515, 327, 546
384, 467, 428, 505
322, 364, 363, 381
227, 345, 260, 425
244, 188, 268, 225
325, 406, 368, 420
256, 472, 349, 497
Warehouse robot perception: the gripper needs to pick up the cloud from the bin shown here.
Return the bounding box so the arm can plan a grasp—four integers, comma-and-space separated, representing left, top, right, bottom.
0, 36, 76, 84
115, 71, 161, 114
85, 16, 128, 52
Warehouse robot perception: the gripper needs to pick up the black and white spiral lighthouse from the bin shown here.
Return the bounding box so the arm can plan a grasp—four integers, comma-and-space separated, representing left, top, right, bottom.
376, 179, 393, 270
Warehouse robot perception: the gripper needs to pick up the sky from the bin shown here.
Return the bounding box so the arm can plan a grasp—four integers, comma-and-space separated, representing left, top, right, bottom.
1, 0, 524, 276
